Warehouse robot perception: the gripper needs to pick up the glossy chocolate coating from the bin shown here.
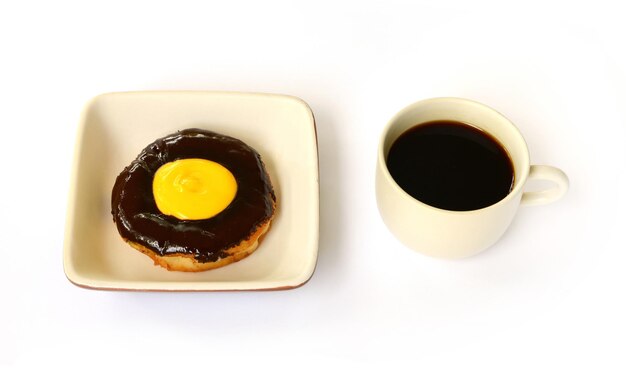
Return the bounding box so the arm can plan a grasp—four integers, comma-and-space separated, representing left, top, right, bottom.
111, 128, 275, 263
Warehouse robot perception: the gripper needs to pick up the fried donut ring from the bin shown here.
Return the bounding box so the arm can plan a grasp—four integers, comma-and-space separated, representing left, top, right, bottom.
111, 128, 276, 271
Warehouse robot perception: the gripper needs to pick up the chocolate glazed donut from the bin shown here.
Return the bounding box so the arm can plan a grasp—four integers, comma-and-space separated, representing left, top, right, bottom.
111, 128, 276, 264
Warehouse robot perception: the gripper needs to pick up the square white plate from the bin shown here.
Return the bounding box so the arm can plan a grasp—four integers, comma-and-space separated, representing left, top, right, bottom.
63, 91, 319, 291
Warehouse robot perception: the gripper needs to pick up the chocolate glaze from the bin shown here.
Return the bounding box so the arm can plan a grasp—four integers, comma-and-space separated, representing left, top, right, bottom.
111, 128, 276, 263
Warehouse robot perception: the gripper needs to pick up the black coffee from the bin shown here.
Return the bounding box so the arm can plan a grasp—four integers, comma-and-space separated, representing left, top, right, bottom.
386, 120, 514, 211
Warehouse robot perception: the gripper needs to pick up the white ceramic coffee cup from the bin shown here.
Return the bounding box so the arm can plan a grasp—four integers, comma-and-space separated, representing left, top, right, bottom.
375, 97, 569, 258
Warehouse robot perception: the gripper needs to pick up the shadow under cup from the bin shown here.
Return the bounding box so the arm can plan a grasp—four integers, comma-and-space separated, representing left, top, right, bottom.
375, 98, 532, 258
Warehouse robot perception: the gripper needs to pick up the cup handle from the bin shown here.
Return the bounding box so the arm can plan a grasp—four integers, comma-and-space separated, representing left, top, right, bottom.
520, 165, 569, 207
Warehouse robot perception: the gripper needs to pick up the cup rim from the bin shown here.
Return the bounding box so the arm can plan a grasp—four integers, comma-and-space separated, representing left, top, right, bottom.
377, 97, 531, 214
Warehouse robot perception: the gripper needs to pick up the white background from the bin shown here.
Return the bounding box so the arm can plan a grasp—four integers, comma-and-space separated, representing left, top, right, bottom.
1, 0, 625, 378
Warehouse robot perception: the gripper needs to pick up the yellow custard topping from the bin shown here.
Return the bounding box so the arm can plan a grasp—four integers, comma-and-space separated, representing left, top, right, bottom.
152, 158, 237, 220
